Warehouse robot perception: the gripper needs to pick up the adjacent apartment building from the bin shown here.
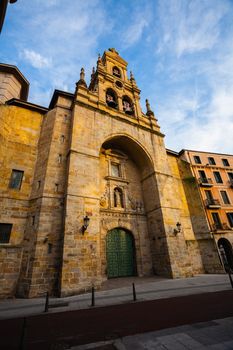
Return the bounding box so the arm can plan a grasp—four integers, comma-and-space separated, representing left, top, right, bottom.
180, 150, 233, 271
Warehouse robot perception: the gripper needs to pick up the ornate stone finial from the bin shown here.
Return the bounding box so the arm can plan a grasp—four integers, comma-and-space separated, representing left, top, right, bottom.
146, 99, 154, 116
76, 67, 87, 88
130, 71, 136, 84
92, 67, 95, 75
80, 67, 85, 80
97, 53, 102, 65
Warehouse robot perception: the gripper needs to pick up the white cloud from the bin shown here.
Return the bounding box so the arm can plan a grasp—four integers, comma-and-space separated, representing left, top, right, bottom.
157, 0, 229, 56
123, 18, 149, 48
22, 49, 51, 69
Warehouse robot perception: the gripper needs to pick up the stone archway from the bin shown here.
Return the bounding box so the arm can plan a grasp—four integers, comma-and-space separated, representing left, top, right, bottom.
106, 228, 137, 278
218, 238, 233, 272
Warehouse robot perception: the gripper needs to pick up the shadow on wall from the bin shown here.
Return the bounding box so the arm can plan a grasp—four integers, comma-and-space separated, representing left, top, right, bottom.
178, 158, 223, 274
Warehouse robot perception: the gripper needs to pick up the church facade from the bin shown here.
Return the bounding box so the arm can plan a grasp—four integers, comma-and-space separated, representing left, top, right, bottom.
0, 49, 223, 298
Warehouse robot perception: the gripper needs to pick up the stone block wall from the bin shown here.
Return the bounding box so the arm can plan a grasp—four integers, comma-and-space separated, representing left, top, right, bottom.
0, 246, 23, 298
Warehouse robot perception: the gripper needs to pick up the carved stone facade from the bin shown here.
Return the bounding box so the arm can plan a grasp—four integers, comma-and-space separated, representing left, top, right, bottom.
0, 51, 223, 299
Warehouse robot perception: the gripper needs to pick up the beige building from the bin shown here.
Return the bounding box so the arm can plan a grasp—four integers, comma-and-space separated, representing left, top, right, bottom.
0, 49, 223, 299
180, 150, 233, 271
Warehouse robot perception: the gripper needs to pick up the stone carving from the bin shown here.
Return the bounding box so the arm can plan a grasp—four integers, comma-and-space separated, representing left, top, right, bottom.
100, 187, 108, 208
128, 195, 144, 212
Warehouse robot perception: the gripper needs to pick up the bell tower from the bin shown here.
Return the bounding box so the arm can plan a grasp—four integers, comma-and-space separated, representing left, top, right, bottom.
87, 48, 159, 129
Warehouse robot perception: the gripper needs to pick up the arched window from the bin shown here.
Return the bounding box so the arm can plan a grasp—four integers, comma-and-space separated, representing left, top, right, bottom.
112, 66, 121, 78
114, 187, 124, 208
122, 96, 134, 115
106, 88, 118, 109
218, 238, 233, 272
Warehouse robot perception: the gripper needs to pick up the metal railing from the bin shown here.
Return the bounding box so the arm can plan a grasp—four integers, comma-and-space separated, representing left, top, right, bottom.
198, 177, 213, 185
204, 198, 221, 207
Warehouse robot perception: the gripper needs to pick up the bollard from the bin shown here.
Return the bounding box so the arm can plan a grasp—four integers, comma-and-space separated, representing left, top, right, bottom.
91, 286, 95, 307
19, 317, 26, 350
132, 283, 137, 301
228, 271, 233, 289
44, 291, 49, 312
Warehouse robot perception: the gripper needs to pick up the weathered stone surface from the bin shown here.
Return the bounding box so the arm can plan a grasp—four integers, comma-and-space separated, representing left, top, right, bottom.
0, 49, 225, 299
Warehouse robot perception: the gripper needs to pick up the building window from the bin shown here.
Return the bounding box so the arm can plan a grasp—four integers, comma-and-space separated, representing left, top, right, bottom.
58, 154, 62, 163
228, 173, 233, 181
222, 158, 230, 166
211, 212, 222, 230
194, 155, 201, 164
227, 213, 233, 227
61, 135, 65, 143
48, 243, 53, 254
198, 170, 207, 182
32, 215, 35, 226
220, 191, 230, 204
208, 157, 216, 165
205, 190, 213, 202
0, 223, 12, 243
122, 96, 134, 115
55, 183, 59, 192
114, 187, 124, 208
213, 171, 223, 183
9, 170, 24, 190
106, 88, 118, 109
111, 163, 121, 177
37, 180, 41, 190
112, 66, 121, 78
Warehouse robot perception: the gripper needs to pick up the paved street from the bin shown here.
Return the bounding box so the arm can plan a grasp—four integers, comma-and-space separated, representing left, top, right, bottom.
0, 274, 233, 349
73, 317, 233, 350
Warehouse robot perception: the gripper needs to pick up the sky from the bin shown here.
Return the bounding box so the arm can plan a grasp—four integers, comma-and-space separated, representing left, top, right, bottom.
1, 0, 233, 154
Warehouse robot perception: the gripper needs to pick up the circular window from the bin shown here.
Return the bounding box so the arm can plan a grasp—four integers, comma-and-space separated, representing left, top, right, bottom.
115, 80, 123, 89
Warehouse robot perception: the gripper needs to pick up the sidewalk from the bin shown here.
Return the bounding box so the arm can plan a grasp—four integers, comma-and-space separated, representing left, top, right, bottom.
72, 316, 233, 350
0, 274, 231, 320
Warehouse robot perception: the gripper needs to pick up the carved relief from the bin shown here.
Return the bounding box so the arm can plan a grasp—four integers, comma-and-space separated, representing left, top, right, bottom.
100, 187, 109, 208
128, 195, 144, 212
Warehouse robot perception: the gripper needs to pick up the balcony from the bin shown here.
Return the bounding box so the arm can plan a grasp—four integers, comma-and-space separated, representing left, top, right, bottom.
211, 222, 233, 231
204, 198, 221, 209
198, 177, 213, 187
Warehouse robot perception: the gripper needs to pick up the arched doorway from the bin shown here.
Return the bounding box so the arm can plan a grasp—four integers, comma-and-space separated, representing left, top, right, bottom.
218, 238, 233, 272
106, 228, 137, 278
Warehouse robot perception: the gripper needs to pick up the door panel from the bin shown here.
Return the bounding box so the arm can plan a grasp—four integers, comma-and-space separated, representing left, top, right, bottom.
106, 229, 136, 278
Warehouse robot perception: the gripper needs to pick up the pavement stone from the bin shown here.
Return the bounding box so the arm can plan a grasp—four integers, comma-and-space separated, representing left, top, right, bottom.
71, 317, 233, 350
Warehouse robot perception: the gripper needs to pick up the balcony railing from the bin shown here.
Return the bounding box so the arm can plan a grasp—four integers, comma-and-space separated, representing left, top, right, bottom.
204, 198, 221, 208
198, 177, 213, 187
211, 222, 232, 231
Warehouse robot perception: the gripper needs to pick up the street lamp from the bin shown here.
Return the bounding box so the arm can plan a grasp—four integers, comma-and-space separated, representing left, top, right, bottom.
82, 215, 90, 234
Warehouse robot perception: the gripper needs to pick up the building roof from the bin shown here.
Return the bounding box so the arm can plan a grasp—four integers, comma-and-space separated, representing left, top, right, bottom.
49, 89, 74, 109
6, 98, 48, 114
0, 63, 29, 101
179, 149, 233, 157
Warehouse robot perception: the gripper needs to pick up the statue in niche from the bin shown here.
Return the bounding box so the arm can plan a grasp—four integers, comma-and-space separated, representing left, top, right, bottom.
114, 187, 124, 208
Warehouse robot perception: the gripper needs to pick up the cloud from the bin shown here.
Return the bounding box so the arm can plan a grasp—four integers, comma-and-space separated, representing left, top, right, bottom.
157, 0, 229, 56
22, 49, 51, 69
120, 4, 152, 49
123, 17, 149, 48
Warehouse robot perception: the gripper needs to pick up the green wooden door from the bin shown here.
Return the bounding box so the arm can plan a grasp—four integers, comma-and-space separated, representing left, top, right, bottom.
106, 229, 136, 278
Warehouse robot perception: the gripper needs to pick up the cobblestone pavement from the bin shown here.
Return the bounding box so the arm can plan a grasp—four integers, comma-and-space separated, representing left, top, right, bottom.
72, 317, 233, 350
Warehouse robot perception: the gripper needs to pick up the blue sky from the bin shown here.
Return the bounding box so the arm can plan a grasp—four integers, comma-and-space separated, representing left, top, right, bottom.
1, 0, 233, 153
